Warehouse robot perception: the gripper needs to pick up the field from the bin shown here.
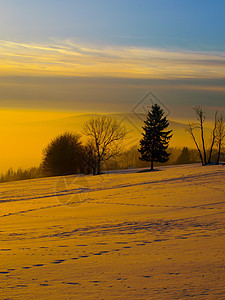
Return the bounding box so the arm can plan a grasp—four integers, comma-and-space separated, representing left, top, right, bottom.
0, 164, 225, 299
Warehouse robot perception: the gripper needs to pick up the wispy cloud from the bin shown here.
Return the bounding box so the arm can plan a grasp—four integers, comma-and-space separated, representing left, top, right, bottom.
1, 39, 225, 79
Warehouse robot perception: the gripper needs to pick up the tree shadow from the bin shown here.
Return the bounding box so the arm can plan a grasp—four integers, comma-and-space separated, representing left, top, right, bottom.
137, 168, 162, 173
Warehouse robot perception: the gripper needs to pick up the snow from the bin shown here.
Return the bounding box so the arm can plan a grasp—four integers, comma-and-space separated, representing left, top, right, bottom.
0, 164, 225, 299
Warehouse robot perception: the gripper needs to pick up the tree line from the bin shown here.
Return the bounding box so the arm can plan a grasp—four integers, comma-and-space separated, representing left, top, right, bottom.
1, 104, 224, 182
0, 166, 42, 183
0, 146, 203, 183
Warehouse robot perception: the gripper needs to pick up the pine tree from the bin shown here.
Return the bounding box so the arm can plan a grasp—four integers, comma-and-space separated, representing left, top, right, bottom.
138, 104, 173, 170
176, 147, 191, 165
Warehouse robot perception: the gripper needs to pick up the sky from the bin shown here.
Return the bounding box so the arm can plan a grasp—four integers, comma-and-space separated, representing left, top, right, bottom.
0, 0, 225, 171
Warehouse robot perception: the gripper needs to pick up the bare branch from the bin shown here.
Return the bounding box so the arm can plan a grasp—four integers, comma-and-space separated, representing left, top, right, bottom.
83, 116, 127, 174
186, 122, 204, 165
192, 106, 207, 164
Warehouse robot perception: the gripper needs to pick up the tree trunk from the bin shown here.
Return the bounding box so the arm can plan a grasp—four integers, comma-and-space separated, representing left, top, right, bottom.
190, 128, 204, 165
92, 166, 96, 175
151, 158, 154, 170
208, 144, 214, 165
208, 111, 218, 165
97, 157, 101, 175
200, 120, 207, 165
196, 145, 204, 166
216, 144, 221, 165
208, 138, 216, 164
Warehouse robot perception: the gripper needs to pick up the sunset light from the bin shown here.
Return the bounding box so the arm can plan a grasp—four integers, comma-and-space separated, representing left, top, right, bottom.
0, 1, 225, 299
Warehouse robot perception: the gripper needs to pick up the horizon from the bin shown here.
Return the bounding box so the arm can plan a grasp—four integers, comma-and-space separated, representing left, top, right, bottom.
0, 108, 217, 173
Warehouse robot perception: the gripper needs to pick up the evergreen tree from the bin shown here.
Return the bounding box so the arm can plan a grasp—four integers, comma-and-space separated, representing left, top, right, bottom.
138, 104, 173, 170
176, 147, 191, 164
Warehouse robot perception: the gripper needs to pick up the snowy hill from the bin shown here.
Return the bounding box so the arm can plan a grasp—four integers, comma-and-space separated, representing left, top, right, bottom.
0, 164, 225, 299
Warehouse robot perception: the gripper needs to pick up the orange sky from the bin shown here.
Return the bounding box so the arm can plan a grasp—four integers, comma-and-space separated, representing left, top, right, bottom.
0, 108, 202, 173
1, 39, 224, 172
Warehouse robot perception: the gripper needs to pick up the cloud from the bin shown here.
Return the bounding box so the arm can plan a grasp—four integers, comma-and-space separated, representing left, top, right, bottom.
1, 39, 225, 79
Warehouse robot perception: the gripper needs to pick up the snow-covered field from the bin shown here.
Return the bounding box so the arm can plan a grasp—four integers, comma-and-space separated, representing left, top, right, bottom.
0, 164, 225, 299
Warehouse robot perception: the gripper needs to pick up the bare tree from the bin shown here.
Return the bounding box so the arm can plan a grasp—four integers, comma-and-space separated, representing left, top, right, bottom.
207, 111, 218, 164
186, 122, 204, 165
83, 116, 127, 174
193, 106, 207, 165
215, 115, 225, 164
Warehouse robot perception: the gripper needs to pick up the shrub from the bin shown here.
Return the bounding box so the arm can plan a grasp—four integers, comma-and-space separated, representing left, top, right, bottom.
41, 132, 83, 176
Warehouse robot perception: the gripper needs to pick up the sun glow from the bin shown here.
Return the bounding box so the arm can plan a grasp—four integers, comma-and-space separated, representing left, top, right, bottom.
0, 109, 77, 172
0, 108, 193, 173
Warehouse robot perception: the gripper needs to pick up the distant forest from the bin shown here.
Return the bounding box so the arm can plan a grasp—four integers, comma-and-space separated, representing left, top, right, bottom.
0, 146, 212, 183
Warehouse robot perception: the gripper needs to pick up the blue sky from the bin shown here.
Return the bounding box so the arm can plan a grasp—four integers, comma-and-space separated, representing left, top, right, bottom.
0, 0, 225, 119
1, 0, 225, 50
